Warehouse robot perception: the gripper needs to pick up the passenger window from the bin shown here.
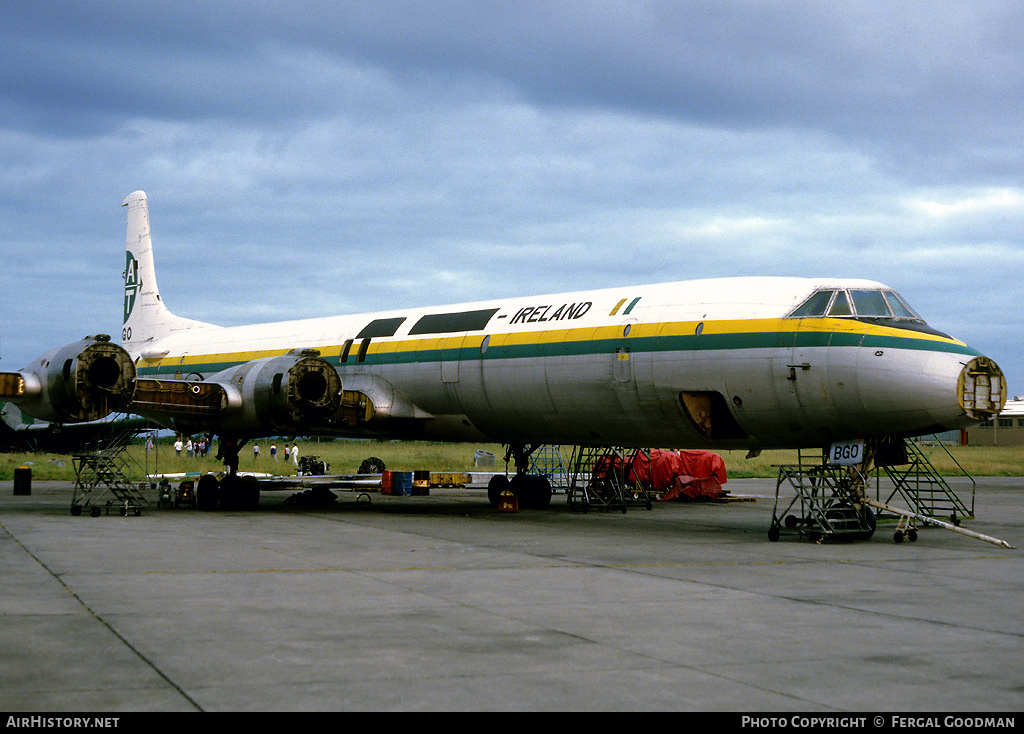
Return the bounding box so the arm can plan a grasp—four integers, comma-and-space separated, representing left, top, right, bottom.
789, 290, 834, 317
828, 291, 853, 316
850, 289, 891, 317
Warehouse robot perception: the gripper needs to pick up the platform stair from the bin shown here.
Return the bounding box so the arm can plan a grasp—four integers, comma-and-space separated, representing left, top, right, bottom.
770, 456, 876, 542
70, 416, 149, 516
877, 438, 974, 522
565, 446, 653, 513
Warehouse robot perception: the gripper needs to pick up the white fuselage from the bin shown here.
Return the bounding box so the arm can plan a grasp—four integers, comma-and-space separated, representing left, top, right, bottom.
132, 275, 988, 449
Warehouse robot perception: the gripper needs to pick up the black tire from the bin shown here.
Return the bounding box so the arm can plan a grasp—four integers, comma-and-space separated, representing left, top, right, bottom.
240, 476, 260, 510
530, 475, 552, 509
359, 457, 386, 474
197, 474, 219, 510
487, 475, 509, 507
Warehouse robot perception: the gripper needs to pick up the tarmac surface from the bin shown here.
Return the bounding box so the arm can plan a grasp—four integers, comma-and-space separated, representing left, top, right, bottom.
1, 475, 1022, 712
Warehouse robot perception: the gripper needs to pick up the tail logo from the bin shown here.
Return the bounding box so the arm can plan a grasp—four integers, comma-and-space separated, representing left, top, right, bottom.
123, 251, 142, 323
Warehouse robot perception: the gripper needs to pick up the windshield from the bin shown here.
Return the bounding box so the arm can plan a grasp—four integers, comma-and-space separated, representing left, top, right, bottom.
788, 288, 924, 321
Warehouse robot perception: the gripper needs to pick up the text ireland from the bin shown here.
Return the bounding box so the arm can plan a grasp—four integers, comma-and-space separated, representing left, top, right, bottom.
509, 302, 592, 325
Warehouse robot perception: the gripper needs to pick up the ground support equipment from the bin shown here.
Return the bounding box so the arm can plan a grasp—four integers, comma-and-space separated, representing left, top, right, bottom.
769, 458, 875, 543
529, 445, 569, 493
70, 418, 149, 517
566, 446, 653, 513
877, 438, 974, 525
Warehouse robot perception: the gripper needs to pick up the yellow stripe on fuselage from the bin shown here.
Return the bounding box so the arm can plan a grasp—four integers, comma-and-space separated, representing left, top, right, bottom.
138, 316, 967, 375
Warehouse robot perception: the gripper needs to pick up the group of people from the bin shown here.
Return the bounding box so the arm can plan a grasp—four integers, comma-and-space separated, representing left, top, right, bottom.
172, 435, 211, 458
253, 441, 300, 465
169, 436, 300, 467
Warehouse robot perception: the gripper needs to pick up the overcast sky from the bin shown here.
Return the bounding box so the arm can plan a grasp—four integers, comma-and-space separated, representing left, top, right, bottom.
2, 2, 1021, 399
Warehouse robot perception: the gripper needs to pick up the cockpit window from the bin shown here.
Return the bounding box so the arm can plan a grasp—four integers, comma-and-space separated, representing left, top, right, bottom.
883, 290, 921, 320
849, 289, 890, 317
788, 288, 924, 322
788, 289, 834, 318
828, 291, 853, 316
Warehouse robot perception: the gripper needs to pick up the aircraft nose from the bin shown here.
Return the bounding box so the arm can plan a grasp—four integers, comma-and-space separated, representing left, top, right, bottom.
853, 348, 1005, 436
958, 356, 1006, 422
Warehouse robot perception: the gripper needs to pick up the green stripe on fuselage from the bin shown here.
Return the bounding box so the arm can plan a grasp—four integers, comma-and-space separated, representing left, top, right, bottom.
135, 319, 978, 377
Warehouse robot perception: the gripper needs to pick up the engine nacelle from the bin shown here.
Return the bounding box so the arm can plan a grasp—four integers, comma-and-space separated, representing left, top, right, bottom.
0, 335, 136, 423
204, 349, 343, 435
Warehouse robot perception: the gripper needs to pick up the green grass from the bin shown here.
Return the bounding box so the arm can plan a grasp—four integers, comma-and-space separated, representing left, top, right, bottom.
2, 440, 1023, 482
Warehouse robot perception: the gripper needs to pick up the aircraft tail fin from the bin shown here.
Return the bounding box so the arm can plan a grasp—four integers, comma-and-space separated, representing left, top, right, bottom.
121, 191, 216, 353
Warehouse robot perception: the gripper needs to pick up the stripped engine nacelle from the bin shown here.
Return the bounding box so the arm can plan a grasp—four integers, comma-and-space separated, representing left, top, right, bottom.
0, 335, 136, 423
202, 350, 343, 435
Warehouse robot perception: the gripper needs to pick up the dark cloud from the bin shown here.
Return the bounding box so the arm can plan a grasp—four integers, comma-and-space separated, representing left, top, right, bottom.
0, 1, 1021, 391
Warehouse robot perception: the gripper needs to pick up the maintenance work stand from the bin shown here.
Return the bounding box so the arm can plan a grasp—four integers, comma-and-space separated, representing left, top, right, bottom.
768, 435, 1012, 548
70, 418, 149, 517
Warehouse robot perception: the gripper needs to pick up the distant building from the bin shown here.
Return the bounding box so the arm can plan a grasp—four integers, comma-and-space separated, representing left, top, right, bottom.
968, 398, 1024, 446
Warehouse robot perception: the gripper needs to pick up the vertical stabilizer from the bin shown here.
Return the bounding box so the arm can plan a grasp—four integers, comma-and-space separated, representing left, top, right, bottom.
121, 191, 215, 354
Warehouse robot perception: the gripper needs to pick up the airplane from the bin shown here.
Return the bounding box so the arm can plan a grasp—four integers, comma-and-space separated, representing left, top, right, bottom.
0, 190, 1007, 509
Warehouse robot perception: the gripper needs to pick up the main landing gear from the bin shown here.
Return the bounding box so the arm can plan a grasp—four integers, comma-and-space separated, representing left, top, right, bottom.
195, 434, 260, 510
487, 443, 553, 510
196, 472, 261, 511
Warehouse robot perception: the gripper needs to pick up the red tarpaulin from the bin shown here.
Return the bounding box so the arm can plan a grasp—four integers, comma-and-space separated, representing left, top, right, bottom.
628, 449, 728, 501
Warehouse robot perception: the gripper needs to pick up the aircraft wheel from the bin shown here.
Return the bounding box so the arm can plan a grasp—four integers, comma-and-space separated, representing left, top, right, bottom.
508, 474, 531, 507
487, 475, 509, 507
197, 474, 219, 510
240, 476, 260, 510
530, 476, 552, 509
508, 474, 552, 509
218, 474, 244, 510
